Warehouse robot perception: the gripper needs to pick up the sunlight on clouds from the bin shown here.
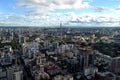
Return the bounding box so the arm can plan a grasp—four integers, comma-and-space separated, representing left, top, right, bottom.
1, 0, 120, 26
16, 0, 91, 14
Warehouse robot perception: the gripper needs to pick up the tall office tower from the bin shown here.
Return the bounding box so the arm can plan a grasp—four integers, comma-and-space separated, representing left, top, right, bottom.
82, 48, 97, 77
44, 41, 50, 49
85, 48, 89, 68
52, 42, 59, 51
110, 57, 120, 75
67, 58, 80, 73
18, 35, 21, 44
11, 32, 14, 40
24, 37, 27, 44
18, 34, 25, 44
88, 53, 94, 66
84, 47, 92, 68
79, 55, 84, 71
60, 22, 62, 41
85, 47, 95, 67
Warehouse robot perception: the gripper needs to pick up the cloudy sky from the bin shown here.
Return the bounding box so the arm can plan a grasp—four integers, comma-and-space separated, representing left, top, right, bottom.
0, 0, 120, 27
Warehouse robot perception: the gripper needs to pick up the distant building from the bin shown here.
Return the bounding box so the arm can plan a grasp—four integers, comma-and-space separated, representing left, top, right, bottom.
52, 42, 59, 51
0, 46, 13, 66
18, 35, 25, 44
22, 42, 39, 59
44, 41, 50, 49
66, 58, 80, 73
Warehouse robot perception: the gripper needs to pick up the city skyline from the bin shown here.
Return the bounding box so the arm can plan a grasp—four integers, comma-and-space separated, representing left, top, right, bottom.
0, 0, 120, 27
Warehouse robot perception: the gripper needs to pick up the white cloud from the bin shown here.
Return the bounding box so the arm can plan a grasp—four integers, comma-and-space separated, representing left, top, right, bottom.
2, 0, 120, 27
16, 0, 91, 15
1, 12, 120, 26
0, 20, 21, 26
93, 7, 110, 12
65, 12, 77, 20
114, 5, 120, 14
69, 13, 120, 26
13, 0, 92, 26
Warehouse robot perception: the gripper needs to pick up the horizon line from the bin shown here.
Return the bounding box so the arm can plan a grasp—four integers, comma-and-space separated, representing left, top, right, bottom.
0, 26, 120, 28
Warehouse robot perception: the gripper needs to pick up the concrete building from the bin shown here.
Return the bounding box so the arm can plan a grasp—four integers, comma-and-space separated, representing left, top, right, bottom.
44, 41, 50, 49
0, 66, 23, 80
66, 58, 80, 73
34, 70, 50, 80
52, 42, 59, 51
0, 68, 7, 80
54, 75, 74, 80
12, 71, 23, 80
110, 57, 120, 75
95, 72, 116, 80
0, 52, 12, 66
54, 75, 63, 80
22, 42, 39, 58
